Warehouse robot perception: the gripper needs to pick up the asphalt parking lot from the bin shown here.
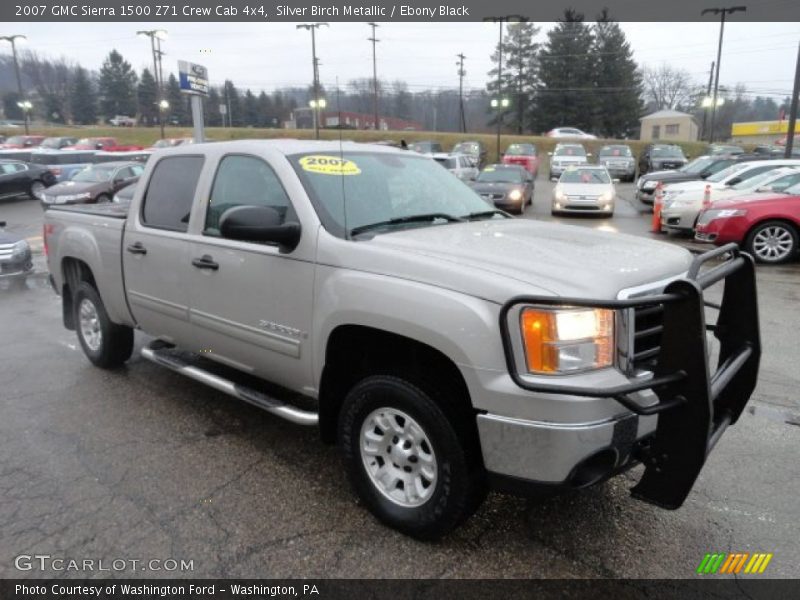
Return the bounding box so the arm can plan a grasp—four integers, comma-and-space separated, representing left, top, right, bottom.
1, 179, 799, 579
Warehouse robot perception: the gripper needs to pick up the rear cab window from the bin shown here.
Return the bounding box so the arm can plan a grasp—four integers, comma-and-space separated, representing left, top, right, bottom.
140, 155, 204, 232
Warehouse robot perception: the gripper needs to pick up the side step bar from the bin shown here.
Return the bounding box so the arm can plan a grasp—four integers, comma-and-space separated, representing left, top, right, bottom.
141, 344, 318, 427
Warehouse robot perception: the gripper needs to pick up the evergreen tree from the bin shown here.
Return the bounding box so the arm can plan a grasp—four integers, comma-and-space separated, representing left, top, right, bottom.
166, 73, 189, 125
223, 80, 243, 127
486, 22, 540, 134
593, 10, 643, 138
206, 87, 223, 126
242, 89, 259, 126
70, 67, 96, 125
532, 10, 596, 133
97, 50, 137, 119
2, 91, 23, 121
136, 68, 158, 126
257, 91, 275, 127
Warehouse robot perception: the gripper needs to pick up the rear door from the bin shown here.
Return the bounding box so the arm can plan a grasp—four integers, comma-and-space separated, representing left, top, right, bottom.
122, 154, 205, 348
186, 153, 315, 388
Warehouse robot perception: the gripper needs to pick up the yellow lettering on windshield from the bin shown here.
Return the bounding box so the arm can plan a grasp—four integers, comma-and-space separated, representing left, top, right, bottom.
300, 155, 361, 176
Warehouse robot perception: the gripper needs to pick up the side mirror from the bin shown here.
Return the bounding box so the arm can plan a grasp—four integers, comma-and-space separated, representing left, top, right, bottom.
219, 205, 301, 250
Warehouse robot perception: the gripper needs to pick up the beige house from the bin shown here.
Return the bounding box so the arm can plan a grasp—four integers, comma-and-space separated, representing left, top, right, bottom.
639, 110, 699, 142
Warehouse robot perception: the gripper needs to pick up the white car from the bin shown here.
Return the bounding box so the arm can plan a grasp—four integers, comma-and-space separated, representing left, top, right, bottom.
430, 152, 479, 182
546, 127, 597, 140
549, 143, 591, 178
660, 160, 800, 232
661, 166, 800, 233
552, 165, 616, 217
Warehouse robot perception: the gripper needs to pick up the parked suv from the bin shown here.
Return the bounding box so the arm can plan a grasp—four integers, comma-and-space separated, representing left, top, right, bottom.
596, 144, 636, 182
639, 144, 688, 175
549, 143, 590, 178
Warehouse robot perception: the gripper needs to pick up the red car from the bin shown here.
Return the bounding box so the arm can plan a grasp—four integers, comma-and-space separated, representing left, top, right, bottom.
0, 135, 45, 149
695, 185, 800, 264
64, 137, 144, 152
502, 143, 541, 176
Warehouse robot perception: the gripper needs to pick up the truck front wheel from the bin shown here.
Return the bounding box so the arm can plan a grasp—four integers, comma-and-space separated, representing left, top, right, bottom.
74, 282, 134, 368
338, 374, 485, 540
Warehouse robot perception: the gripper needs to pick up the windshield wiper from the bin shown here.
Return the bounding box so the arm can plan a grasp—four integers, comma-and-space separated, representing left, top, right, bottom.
350, 213, 465, 237
463, 209, 510, 221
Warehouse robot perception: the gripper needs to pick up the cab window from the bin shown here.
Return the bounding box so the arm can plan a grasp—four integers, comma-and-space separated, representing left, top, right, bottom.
141, 155, 204, 232
204, 154, 295, 237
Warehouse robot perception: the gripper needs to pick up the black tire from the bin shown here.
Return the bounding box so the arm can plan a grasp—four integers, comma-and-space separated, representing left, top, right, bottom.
73, 282, 134, 368
95, 194, 111, 204
744, 220, 799, 264
28, 179, 45, 199
339, 374, 486, 540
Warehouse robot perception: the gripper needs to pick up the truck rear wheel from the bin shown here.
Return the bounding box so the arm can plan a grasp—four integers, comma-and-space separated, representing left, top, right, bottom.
338, 374, 485, 540
74, 282, 133, 368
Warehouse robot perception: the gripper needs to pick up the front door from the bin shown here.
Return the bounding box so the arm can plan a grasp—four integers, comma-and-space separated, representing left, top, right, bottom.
122, 154, 205, 348
187, 154, 314, 389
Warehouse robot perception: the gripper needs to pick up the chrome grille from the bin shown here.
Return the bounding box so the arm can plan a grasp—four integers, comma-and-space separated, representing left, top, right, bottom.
0, 243, 15, 260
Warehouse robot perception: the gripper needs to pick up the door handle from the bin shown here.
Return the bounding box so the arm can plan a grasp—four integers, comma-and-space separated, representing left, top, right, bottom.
191, 255, 219, 270
126, 242, 147, 255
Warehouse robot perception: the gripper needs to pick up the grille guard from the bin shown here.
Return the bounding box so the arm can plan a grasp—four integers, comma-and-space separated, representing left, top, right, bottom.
498, 243, 761, 509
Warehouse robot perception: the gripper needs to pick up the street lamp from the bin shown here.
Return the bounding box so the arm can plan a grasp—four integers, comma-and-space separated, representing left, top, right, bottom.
309, 98, 327, 130
297, 23, 329, 140
483, 15, 528, 160
701, 6, 746, 142
490, 98, 511, 109
137, 29, 168, 137
16, 100, 32, 132
1, 34, 29, 134
701, 96, 725, 108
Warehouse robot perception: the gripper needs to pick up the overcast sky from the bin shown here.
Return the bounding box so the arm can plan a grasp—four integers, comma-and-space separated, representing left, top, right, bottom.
8, 21, 800, 99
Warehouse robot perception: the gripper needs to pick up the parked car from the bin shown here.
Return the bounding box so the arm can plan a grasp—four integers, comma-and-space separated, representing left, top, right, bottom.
502, 143, 541, 176
638, 144, 688, 175
0, 159, 56, 200
29, 150, 97, 182
40, 161, 144, 208
595, 144, 636, 182
409, 140, 444, 154
545, 127, 597, 140
660, 166, 800, 233
64, 137, 144, 152
468, 163, 533, 214
430, 153, 479, 182
0, 220, 33, 284
752, 144, 800, 158
43, 139, 761, 539
552, 165, 616, 217
0, 135, 45, 150
109, 115, 136, 127
707, 144, 744, 156
659, 159, 800, 229
112, 181, 138, 205
451, 141, 488, 169
40, 136, 79, 150
92, 150, 152, 164
151, 138, 194, 149
548, 143, 590, 178
695, 181, 800, 263
636, 156, 739, 204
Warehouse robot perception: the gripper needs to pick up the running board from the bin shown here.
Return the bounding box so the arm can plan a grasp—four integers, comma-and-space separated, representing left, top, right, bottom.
141, 343, 318, 426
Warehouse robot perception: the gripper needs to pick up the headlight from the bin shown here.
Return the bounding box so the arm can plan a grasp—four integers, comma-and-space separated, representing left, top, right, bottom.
642, 181, 657, 191
520, 307, 614, 374
508, 189, 523, 201
698, 208, 746, 225
554, 186, 566, 201
599, 191, 614, 202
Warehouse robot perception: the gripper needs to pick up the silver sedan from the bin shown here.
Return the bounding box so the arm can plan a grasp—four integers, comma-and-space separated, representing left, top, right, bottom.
552, 166, 617, 217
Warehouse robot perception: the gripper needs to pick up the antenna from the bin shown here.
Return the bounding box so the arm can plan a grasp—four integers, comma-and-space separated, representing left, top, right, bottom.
336, 77, 349, 240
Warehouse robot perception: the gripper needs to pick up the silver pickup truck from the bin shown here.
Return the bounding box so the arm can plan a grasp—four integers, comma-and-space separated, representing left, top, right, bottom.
44, 140, 761, 539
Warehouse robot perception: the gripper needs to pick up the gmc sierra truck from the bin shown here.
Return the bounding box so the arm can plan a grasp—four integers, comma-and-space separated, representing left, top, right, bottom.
44, 140, 761, 539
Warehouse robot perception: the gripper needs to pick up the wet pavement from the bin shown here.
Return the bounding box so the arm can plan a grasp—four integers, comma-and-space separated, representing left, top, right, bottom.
1, 182, 799, 579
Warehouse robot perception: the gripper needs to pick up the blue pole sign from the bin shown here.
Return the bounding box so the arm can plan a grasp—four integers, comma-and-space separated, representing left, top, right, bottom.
178, 60, 209, 96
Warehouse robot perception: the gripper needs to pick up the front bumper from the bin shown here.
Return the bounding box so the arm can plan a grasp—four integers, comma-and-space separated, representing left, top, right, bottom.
486, 245, 760, 509
636, 187, 658, 203
0, 257, 33, 279
660, 206, 699, 231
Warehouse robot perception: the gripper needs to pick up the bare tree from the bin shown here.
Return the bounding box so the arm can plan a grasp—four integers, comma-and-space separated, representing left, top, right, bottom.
641, 64, 698, 112
20, 50, 76, 123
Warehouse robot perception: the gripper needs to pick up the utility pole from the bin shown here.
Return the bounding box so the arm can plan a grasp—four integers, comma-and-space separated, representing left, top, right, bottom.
297, 23, 328, 140
785, 40, 800, 158
456, 53, 466, 133
701, 6, 746, 143
701, 61, 715, 141
137, 29, 168, 137
367, 23, 380, 131
0, 35, 29, 134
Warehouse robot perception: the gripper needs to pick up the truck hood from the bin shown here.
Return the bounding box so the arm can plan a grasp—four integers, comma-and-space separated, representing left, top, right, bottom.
336, 219, 693, 303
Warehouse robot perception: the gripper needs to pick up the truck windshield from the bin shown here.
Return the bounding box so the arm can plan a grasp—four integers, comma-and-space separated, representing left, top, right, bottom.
289, 151, 491, 238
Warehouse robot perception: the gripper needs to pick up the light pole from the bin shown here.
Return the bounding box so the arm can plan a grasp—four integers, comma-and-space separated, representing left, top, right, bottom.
137, 29, 168, 137
16, 100, 32, 133
456, 53, 466, 133
297, 23, 328, 140
483, 16, 527, 160
701, 6, 746, 143
1, 34, 29, 134
309, 98, 327, 132
367, 22, 380, 131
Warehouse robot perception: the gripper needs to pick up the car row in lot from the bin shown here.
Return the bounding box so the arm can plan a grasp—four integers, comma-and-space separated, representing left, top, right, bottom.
0, 159, 57, 201
39, 161, 144, 208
